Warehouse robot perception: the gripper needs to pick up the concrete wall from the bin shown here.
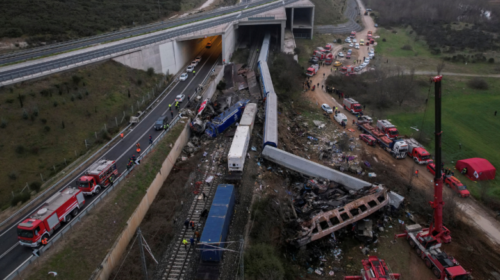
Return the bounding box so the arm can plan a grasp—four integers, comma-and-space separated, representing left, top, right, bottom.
94, 122, 191, 280
201, 65, 225, 101
223, 23, 237, 63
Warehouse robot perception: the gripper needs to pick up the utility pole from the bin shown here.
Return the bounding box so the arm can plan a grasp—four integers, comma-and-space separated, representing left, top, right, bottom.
137, 228, 149, 280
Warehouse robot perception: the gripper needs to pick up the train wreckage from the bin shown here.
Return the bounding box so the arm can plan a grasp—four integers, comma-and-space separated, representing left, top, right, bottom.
262, 146, 394, 247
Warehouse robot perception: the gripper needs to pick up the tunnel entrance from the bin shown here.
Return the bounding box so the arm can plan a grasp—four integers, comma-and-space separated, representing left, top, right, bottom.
234, 24, 282, 68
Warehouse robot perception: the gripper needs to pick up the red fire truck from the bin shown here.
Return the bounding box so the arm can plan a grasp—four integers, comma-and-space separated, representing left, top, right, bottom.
17, 187, 85, 247
406, 138, 433, 164
343, 98, 362, 114
377, 120, 399, 139
344, 256, 400, 280
76, 159, 119, 195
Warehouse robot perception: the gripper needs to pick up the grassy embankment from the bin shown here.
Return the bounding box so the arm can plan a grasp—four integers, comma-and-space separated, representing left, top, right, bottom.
24, 121, 185, 280
0, 61, 164, 209
310, 0, 348, 25
388, 76, 500, 200
375, 27, 500, 75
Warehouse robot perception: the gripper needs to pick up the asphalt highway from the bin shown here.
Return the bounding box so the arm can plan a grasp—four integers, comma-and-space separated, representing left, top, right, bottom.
0, 0, 298, 85
0, 0, 269, 66
0, 38, 222, 280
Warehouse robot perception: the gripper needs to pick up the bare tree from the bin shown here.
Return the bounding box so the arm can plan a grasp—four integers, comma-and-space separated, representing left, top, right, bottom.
387, 67, 417, 107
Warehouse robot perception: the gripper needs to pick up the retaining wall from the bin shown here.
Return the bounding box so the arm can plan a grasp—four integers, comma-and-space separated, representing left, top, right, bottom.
93, 121, 191, 280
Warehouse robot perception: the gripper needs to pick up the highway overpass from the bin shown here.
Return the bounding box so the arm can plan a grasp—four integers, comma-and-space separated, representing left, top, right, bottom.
0, 0, 315, 86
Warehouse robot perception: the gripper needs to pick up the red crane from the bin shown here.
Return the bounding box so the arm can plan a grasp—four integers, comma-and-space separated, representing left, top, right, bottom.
396, 76, 471, 279
344, 256, 401, 280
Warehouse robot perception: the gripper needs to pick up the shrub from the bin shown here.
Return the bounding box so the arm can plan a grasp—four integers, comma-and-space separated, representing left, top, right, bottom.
41, 118, 47, 124
31, 146, 39, 154
33, 107, 39, 116
0, 118, 7, 128
15, 145, 25, 154
30, 181, 42, 192
85, 91, 89, 96
245, 244, 285, 280
77, 93, 83, 100
44, 126, 51, 132
22, 110, 28, 120
137, 79, 143, 86
216, 80, 226, 91
401, 44, 412, 50
8, 171, 18, 180
62, 121, 65, 129
336, 38, 342, 43
467, 77, 489, 90
488, 58, 495, 63
11, 192, 31, 206
71, 95, 75, 102
392, 30, 397, 33
53, 101, 58, 107
147, 67, 155, 77
5, 99, 14, 104
382, 38, 386, 42
293, 47, 300, 55
72, 75, 82, 85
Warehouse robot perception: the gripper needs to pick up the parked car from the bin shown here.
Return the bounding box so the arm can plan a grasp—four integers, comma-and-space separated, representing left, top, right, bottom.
194, 56, 202, 63
321, 104, 333, 114
154, 116, 168, 130
334, 61, 342, 67
359, 115, 373, 123
346, 53, 351, 59
206, 42, 212, 48
175, 94, 186, 102
179, 73, 188, 81
338, 52, 345, 57
355, 43, 360, 49
361, 62, 368, 68
427, 163, 436, 175
354, 66, 362, 72
186, 65, 195, 72
369, 53, 375, 58
347, 49, 352, 54
310, 57, 319, 64
349, 43, 354, 47
345, 38, 352, 43
360, 39, 365, 46
191, 60, 198, 67
359, 134, 376, 146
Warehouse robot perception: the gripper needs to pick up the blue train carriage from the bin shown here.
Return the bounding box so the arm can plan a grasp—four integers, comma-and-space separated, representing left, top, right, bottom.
257, 61, 275, 99
263, 92, 278, 148
257, 33, 271, 63
205, 99, 250, 138
200, 184, 236, 262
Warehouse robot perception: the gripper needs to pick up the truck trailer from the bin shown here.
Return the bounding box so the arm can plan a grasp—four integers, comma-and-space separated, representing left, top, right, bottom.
357, 123, 408, 159
17, 187, 85, 247
200, 184, 236, 262
406, 138, 433, 164
239, 103, 257, 132
228, 126, 251, 176
76, 159, 119, 195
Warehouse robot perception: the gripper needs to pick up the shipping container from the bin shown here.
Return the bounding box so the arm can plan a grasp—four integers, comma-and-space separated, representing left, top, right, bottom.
239, 103, 257, 132
228, 126, 251, 172
200, 185, 236, 262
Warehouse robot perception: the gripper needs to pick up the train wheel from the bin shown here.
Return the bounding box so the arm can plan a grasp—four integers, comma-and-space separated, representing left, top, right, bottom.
432, 267, 441, 278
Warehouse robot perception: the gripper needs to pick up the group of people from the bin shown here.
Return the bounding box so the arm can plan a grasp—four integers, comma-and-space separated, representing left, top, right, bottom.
182, 219, 202, 250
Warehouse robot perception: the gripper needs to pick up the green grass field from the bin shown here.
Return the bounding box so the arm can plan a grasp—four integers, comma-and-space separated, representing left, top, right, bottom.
387, 76, 500, 200
0, 61, 163, 208
375, 27, 500, 75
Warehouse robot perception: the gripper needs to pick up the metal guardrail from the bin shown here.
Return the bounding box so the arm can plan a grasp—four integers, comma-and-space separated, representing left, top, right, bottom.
0, 0, 276, 64
0, 77, 179, 231
0, 0, 299, 85
3, 114, 183, 280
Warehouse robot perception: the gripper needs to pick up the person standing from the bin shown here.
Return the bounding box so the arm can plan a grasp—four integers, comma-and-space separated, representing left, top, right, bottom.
184, 219, 189, 229
190, 237, 195, 248
183, 239, 188, 250
149, 135, 153, 145
190, 220, 195, 230
171, 111, 174, 118
415, 169, 419, 177
195, 231, 201, 242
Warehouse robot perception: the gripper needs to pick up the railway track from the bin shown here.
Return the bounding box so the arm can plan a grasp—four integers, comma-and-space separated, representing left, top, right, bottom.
160, 138, 230, 280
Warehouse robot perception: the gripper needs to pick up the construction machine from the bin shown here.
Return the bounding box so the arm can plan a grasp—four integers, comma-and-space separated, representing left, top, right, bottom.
396, 76, 471, 280
344, 256, 401, 280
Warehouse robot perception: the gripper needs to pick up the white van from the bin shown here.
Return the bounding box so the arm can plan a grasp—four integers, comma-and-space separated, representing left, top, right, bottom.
334, 113, 347, 126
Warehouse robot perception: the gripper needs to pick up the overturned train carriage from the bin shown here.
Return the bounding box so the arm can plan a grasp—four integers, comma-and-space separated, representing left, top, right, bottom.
262, 146, 389, 247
